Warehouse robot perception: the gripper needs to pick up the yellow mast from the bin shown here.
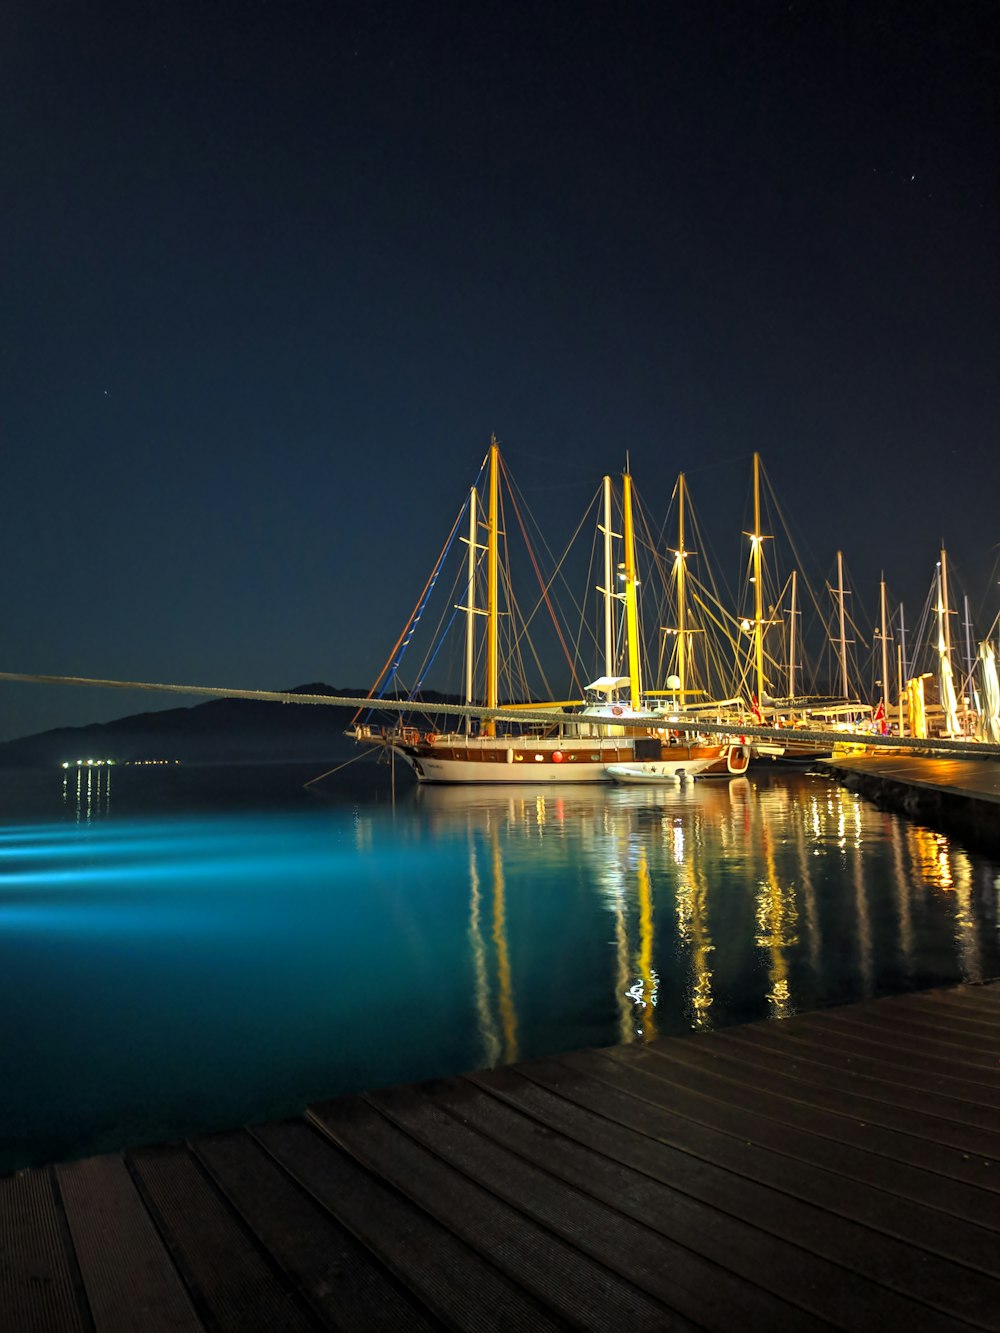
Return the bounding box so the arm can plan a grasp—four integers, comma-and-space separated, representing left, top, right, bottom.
602, 475, 614, 677
464, 486, 478, 734
751, 452, 765, 706
676, 473, 687, 701
483, 435, 500, 737
836, 550, 849, 699
621, 466, 642, 709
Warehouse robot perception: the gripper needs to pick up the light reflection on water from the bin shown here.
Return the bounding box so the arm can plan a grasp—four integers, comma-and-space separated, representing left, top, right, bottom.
0, 765, 998, 1172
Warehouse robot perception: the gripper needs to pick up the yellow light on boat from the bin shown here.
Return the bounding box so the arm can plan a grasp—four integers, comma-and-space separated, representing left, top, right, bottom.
741, 619, 751, 632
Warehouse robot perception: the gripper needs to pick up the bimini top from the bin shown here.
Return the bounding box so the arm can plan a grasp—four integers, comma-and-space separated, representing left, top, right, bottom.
585, 676, 631, 694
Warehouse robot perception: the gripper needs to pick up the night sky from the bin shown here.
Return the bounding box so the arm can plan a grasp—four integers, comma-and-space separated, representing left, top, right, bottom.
2, 1, 998, 740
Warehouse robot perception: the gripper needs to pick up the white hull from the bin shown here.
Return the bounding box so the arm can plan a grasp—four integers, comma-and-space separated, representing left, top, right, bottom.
606, 758, 717, 784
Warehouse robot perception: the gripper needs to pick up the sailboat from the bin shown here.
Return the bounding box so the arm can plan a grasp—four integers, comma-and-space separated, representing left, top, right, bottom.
353, 439, 745, 784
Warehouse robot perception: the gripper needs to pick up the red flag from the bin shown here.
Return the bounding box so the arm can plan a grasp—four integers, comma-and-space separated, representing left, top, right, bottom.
872, 699, 887, 734
750, 694, 763, 724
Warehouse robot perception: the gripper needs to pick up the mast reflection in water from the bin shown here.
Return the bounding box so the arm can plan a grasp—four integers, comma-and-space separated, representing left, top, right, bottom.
1, 766, 998, 1172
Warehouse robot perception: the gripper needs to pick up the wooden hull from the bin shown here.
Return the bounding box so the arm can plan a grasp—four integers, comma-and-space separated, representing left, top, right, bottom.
395, 736, 634, 784
380, 734, 750, 784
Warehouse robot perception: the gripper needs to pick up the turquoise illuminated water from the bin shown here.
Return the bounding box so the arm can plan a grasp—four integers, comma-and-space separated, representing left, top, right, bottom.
1, 762, 998, 1173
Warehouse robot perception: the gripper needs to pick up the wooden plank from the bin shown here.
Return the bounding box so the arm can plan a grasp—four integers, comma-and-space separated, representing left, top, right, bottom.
638, 1035, 1000, 1210
0, 1166, 89, 1333
719, 1022, 1000, 1132
605, 1042, 1000, 1248
367, 1078, 817, 1333
127, 1144, 320, 1333
830, 756, 1000, 801
910, 990, 1000, 1025
877, 994, 1000, 1039
56, 1154, 204, 1333
805, 1007, 1000, 1071
729, 1018, 1000, 1112
253, 1116, 567, 1333
538, 1049, 1000, 1327
306, 1094, 669, 1332
192, 1129, 437, 1333
820, 1003, 1000, 1058
668, 1028, 1000, 1188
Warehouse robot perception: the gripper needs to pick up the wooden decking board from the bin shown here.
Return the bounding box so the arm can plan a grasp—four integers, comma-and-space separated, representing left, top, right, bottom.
804, 1006, 1000, 1069
252, 1116, 568, 1333
679, 1029, 1000, 1188
873, 995, 1000, 1040
909, 991, 1000, 1025
459, 1066, 830, 1331
828, 756, 1000, 802
720, 1021, 1000, 1132
191, 1129, 438, 1333
633, 1037, 1000, 1218
784, 1013, 1000, 1093
727, 1018, 1000, 1114
610, 1045, 1000, 1261
56, 1154, 204, 1333
0, 1167, 91, 1333
371, 1077, 815, 1333
126, 1145, 321, 1333
821, 1003, 1000, 1056
548, 1048, 1000, 1322
307, 1093, 668, 1332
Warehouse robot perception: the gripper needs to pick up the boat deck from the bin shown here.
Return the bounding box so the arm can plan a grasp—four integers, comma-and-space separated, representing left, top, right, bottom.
3, 981, 1000, 1332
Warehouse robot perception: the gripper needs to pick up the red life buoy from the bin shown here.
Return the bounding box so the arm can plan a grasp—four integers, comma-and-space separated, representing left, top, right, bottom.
612, 706, 623, 716
425, 733, 437, 745
552, 751, 564, 763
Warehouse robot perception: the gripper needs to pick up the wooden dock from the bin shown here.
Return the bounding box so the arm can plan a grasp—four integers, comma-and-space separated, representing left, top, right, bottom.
825, 752, 1000, 854
3, 981, 1000, 1332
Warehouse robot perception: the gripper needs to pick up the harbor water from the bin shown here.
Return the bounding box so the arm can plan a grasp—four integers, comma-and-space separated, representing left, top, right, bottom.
1, 761, 998, 1174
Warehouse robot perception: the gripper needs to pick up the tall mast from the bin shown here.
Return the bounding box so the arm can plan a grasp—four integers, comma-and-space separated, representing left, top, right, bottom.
879, 576, 890, 713
940, 546, 952, 660
483, 435, 500, 737
963, 593, 982, 720
602, 475, 614, 677
938, 545, 960, 735
897, 643, 906, 736
788, 569, 798, 699
752, 453, 765, 706
621, 466, 642, 709
836, 550, 849, 699
464, 486, 478, 733
676, 472, 687, 701
898, 603, 908, 680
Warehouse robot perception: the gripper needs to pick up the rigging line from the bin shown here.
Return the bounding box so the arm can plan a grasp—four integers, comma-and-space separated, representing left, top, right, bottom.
502, 465, 599, 639
354, 451, 488, 723
356, 493, 470, 725
498, 453, 584, 694
303, 745, 381, 789
413, 600, 465, 695
526, 484, 605, 670
408, 546, 474, 697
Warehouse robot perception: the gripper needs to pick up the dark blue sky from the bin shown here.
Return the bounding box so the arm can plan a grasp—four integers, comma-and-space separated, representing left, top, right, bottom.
2, 0, 998, 739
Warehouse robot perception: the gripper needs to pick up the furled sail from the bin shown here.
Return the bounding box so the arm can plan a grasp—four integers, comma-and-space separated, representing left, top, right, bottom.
938, 627, 961, 736
976, 642, 1000, 743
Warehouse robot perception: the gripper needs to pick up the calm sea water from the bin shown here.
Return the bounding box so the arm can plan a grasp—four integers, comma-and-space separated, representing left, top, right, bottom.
1, 761, 998, 1173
